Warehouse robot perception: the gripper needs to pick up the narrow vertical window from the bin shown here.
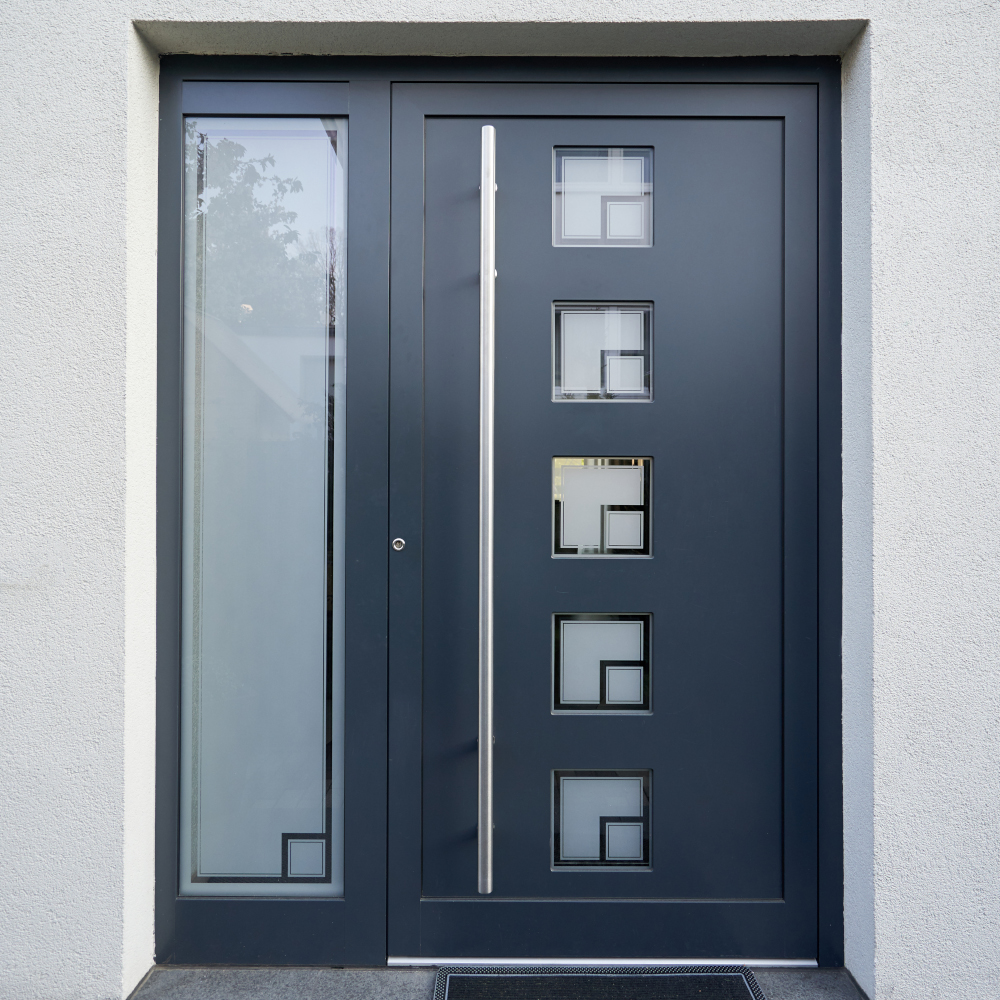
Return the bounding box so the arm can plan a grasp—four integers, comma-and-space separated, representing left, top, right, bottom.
180, 118, 347, 896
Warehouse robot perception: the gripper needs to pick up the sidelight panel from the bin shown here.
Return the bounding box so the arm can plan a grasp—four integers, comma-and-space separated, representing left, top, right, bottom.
179, 117, 347, 897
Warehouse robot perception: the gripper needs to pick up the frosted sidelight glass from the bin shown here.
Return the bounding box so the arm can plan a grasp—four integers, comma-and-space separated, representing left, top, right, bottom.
553, 614, 651, 712
553, 303, 651, 402
553, 458, 651, 557
180, 118, 347, 896
553, 148, 653, 247
553, 771, 651, 868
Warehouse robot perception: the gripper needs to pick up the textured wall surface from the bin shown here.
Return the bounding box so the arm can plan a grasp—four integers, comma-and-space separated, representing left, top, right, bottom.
0, 3, 998, 999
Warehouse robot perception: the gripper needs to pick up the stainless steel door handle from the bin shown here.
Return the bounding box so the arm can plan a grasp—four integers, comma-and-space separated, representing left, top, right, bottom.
478, 125, 496, 896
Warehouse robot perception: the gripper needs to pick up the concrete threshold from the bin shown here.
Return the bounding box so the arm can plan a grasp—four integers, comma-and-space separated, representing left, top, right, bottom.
133, 966, 866, 1000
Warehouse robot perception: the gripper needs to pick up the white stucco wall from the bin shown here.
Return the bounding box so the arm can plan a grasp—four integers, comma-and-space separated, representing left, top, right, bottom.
0, 3, 997, 999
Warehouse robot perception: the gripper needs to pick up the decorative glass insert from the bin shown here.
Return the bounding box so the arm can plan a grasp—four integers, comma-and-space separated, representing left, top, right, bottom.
552, 147, 653, 247
553, 614, 651, 712
553, 770, 651, 868
553, 303, 652, 401
179, 117, 347, 897
553, 458, 651, 557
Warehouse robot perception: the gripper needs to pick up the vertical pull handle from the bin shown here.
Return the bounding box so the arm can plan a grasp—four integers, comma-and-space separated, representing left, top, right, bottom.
478, 125, 496, 896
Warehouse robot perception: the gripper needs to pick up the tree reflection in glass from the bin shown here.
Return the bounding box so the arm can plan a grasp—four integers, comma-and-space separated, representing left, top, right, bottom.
180, 118, 347, 898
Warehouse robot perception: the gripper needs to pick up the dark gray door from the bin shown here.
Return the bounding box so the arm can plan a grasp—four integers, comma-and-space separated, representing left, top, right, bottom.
389, 83, 820, 960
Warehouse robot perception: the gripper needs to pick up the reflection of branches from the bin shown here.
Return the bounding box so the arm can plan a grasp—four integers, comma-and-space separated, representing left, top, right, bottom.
186, 122, 332, 334
300, 227, 339, 330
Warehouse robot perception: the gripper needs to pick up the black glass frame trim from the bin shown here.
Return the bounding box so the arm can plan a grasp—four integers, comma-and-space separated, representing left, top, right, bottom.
552, 769, 651, 869
552, 613, 652, 712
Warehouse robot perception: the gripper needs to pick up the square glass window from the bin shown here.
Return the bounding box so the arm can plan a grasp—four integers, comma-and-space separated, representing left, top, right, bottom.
553, 613, 651, 713
553, 770, 651, 869
553, 303, 652, 401
552, 147, 653, 247
553, 457, 651, 557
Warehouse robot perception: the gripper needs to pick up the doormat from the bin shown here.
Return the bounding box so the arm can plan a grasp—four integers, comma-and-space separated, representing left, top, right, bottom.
434, 966, 765, 1000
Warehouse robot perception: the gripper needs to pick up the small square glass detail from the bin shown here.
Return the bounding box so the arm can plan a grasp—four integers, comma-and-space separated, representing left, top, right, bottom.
553, 613, 651, 713
553, 770, 651, 869
553, 457, 651, 557
553, 148, 653, 247
553, 303, 652, 402
286, 839, 326, 878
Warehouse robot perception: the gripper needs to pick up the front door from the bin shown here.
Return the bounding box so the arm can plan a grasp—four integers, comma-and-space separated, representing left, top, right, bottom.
388, 83, 821, 960
159, 61, 839, 969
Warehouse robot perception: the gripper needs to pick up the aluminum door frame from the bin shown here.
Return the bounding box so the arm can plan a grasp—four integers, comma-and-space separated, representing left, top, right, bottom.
155, 56, 842, 967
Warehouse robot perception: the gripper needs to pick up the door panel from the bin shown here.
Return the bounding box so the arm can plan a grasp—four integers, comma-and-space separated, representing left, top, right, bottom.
390, 83, 818, 959
424, 115, 786, 900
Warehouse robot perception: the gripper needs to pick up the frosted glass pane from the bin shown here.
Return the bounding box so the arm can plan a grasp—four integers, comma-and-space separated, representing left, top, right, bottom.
562, 312, 608, 390
606, 510, 643, 548
562, 466, 642, 544
606, 822, 644, 859
607, 356, 645, 394
553, 303, 651, 402
565, 157, 612, 183
553, 458, 651, 556
180, 117, 347, 897
553, 147, 653, 247
607, 201, 645, 239
554, 771, 651, 868
606, 666, 644, 705
561, 778, 642, 859
561, 621, 642, 703
553, 613, 651, 712
287, 840, 325, 876
564, 191, 603, 238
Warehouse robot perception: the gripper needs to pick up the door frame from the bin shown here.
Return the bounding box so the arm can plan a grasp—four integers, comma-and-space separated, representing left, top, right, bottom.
155, 55, 842, 967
